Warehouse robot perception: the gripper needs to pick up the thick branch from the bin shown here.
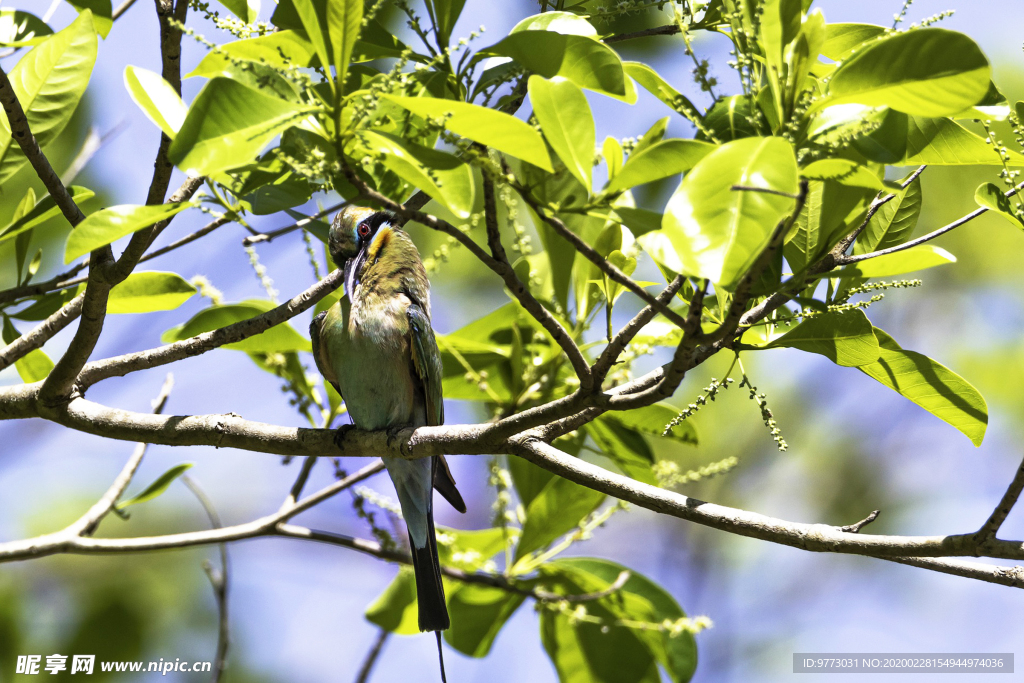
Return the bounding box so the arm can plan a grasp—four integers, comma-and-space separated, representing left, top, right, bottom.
0, 292, 84, 372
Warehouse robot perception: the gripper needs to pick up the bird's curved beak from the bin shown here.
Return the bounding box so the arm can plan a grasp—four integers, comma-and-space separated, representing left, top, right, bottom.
343, 247, 367, 299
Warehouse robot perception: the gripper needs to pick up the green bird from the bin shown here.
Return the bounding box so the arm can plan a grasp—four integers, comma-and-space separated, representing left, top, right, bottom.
310, 207, 466, 662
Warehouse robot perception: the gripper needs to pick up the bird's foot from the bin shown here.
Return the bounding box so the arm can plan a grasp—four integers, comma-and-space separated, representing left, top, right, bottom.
333, 423, 356, 450
385, 425, 405, 451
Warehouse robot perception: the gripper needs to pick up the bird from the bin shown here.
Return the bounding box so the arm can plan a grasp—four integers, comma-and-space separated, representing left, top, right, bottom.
310, 206, 465, 680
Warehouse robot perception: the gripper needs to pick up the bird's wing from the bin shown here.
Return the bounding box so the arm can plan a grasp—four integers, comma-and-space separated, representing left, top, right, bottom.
309, 310, 342, 396
407, 302, 466, 514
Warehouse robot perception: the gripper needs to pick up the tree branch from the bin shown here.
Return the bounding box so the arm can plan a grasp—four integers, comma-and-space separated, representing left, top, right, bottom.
975, 452, 1024, 542
604, 24, 681, 44
0, 292, 85, 372
242, 202, 347, 246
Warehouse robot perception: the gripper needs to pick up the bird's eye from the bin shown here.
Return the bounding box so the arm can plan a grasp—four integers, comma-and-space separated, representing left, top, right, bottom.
358, 223, 371, 238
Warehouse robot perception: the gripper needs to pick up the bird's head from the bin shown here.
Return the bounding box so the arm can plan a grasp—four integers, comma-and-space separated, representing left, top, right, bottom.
329, 206, 398, 297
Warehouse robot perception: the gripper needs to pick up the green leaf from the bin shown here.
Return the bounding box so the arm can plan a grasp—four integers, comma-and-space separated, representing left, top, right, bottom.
353, 18, 408, 61
68, 0, 112, 38
1, 315, 53, 383
820, 23, 885, 61
801, 158, 882, 191
444, 584, 526, 658
216, 0, 259, 23
357, 130, 475, 218
823, 29, 991, 117
603, 136, 622, 179
65, 203, 194, 263
899, 115, 1024, 166
327, 0, 361, 89
365, 568, 420, 634
0, 186, 95, 244
610, 402, 698, 445
838, 245, 956, 278
854, 172, 921, 254
545, 558, 697, 683
767, 310, 880, 367
624, 62, 699, 117
106, 271, 197, 314
586, 417, 657, 485
514, 475, 605, 562
291, 0, 331, 82
529, 76, 594, 193
511, 11, 596, 36
700, 95, 759, 142
784, 179, 873, 273
0, 11, 97, 184
0, 9, 53, 47
10, 289, 78, 321
662, 137, 798, 289
953, 81, 1010, 121
169, 78, 313, 176
975, 182, 1024, 230
187, 31, 315, 78
161, 300, 310, 353
605, 139, 714, 194
425, 0, 467, 47
124, 66, 187, 137
382, 95, 552, 172
486, 31, 630, 100
115, 463, 194, 511
859, 328, 987, 446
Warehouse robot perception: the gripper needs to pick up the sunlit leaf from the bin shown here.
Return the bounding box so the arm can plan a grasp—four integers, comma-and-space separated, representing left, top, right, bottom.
365, 568, 420, 635
327, 0, 361, 89
161, 300, 310, 353
216, 0, 260, 23
65, 203, 195, 263
0, 12, 98, 183
529, 76, 594, 192
819, 23, 885, 62
68, 0, 111, 38
605, 139, 714, 194
975, 182, 1024, 230
838, 245, 956, 278
1, 315, 53, 383
444, 584, 526, 657
382, 95, 553, 171
662, 137, 798, 289
169, 78, 314, 176
106, 271, 197, 314
823, 28, 990, 117
0, 9, 53, 47
0, 186, 95, 244
854, 173, 921, 254
859, 329, 987, 446
513, 475, 604, 562
124, 66, 187, 137
767, 310, 880, 367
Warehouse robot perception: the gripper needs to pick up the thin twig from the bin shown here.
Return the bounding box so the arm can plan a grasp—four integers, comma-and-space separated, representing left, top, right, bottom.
604, 24, 681, 43
353, 629, 390, 683
0, 293, 85, 372
840, 510, 880, 534
181, 475, 229, 683
975, 453, 1024, 542
112, 0, 140, 20
242, 202, 347, 246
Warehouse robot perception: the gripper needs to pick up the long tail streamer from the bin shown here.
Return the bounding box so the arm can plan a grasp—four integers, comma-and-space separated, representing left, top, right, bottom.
436, 631, 447, 683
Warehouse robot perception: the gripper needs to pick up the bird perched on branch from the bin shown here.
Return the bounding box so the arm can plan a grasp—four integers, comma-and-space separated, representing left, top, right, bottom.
310, 206, 465, 680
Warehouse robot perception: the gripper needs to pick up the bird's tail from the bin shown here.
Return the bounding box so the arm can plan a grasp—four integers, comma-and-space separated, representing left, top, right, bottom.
409, 506, 450, 632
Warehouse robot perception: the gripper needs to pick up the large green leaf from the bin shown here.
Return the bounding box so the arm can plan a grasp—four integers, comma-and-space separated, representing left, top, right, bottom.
0, 186, 95, 244
106, 272, 197, 314
824, 28, 990, 117
1, 315, 53, 383
546, 558, 698, 683
169, 78, 314, 176
291, 0, 331, 80
68, 0, 111, 38
700, 95, 759, 142
365, 569, 419, 634
161, 300, 310, 353
662, 137, 798, 289
65, 203, 194, 263
0, 9, 53, 47
382, 95, 553, 172
529, 76, 594, 192
327, 0, 361, 89
0, 11, 97, 184
819, 23, 885, 61
586, 417, 657, 485
486, 31, 630, 99
624, 62, 699, 118
124, 66, 187, 137
609, 402, 698, 446
784, 179, 873, 273
444, 584, 526, 658
357, 131, 475, 218
514, 475, 605, 562
425, 0, 467, 47
187, 31, 315, 78
839, 245, 955, 278
605, 140, 714, 194
854, 173, 921, 254
767, 310, 880, 367
859, 329, 987, 446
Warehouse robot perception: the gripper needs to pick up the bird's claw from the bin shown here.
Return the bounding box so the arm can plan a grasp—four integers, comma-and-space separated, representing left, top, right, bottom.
385, 425, 404, 451
333, 424, 356, 450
